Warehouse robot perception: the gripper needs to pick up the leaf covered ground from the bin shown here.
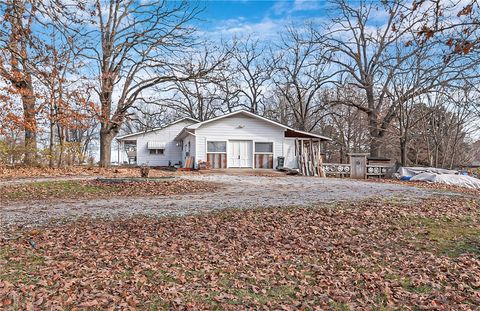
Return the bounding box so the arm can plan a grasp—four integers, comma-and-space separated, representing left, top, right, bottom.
0, 166, 183, 180
1, 197, 479, 310
0, 179, 216, 201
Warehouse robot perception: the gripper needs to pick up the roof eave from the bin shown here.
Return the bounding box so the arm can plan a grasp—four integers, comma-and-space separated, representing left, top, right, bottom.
117, 117, 199, 141
287, 128, 332, 141
174, 128, 195, 141
186, 110, 332, 141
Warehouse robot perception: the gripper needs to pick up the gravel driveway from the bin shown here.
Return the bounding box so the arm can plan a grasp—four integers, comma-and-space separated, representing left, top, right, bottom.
1, 174, 436, 228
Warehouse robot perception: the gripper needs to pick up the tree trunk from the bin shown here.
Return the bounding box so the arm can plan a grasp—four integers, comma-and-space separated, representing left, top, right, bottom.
49, 115, 55, 168
339, 145, 344, 164
99, 129, 115, 167
22, 93, 37, 165
6, 1, 37, 166
49, 89, 56, 168
369, 139, 382, 158
368, 111, 382, 158
400, 138, 407, 166
366, 88, 381, 157
58, 126, 65, 168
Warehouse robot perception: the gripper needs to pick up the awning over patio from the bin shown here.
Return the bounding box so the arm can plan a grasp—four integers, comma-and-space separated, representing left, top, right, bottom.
284, 129, 331, 141
147, 141, 167, 149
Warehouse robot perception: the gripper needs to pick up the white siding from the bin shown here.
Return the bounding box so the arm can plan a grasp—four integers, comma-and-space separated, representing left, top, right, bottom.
194, 115, 285, 168
124, 120, 195, 166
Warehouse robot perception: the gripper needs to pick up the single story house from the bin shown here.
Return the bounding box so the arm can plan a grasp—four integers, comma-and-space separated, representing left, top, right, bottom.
116, 110, 331, 169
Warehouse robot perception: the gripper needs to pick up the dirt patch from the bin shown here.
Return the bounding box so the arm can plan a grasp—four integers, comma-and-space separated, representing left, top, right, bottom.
1, 197, 479, 310
0, 179, 216, 202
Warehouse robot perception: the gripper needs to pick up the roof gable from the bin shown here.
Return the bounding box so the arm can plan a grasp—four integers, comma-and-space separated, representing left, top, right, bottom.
185, 110, 331, 141
186, 110, 287, 131
117, 117, 198, 140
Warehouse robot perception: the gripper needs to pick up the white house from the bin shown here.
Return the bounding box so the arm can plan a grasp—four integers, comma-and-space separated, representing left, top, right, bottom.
116, 110, 331, 169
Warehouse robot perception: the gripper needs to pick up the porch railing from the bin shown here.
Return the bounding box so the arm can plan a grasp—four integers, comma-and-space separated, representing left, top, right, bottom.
366, 165, 393, 178
322, 163, 351, 177
322, 163, 394, 178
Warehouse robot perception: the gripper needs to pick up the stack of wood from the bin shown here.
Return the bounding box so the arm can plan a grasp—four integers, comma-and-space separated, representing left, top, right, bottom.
295, 139, 325, 177
178, 156, 195, 171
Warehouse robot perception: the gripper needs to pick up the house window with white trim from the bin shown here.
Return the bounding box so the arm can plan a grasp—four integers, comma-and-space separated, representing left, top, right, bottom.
254, 142, 273, 169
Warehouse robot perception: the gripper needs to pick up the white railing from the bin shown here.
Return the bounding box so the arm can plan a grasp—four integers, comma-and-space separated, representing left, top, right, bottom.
322, 163, 351, 177
322, 163, 394, 178
366, 165, 393, 177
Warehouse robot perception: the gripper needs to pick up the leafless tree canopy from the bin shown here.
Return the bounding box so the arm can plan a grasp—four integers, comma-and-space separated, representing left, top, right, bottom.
0, 0, 479, 169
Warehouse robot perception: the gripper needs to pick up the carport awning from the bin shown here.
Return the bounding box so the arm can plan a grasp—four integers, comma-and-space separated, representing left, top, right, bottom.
285, 129, 331, 141
147, 141, 166, 149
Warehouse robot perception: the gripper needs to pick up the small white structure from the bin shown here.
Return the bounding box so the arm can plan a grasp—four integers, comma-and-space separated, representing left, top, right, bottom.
116, 110, 331, 169
116, 118, 197, 167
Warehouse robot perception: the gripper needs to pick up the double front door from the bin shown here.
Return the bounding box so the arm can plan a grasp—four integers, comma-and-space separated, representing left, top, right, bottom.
228, 140, 252, 168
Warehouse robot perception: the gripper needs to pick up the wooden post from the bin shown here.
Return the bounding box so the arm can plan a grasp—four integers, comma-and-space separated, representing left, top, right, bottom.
300, 140, 304, 175
312, 141, 316, 176
318, 140, 325, 177
296, 138, 300, 174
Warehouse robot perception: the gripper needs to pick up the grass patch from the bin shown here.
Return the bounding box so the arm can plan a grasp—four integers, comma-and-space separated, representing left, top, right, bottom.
0, 246, 45, 284
330, 301, 352, 311
1, 180, 110, 201
145, 269, 179, 284
385, 273, 433, 294
0, 178, 214, 201
142, 298, 171, 310
413, 217, 480, 257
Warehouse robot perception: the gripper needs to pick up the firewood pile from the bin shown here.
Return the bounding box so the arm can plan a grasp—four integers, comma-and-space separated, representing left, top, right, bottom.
295, 139, 325, 177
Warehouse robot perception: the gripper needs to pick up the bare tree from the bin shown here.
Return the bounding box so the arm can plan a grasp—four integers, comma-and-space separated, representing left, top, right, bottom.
318, 0, 480, 157
392, 46, 435, 166
123, 105, 171, 133
0, 0, 79, 165
35, 26, 88, 167
413, 0, 480, 53
322, 86, 370, 163
80, 0, 226, 166
158, 45, 235, 121
272, 28, 336, 132
161, 79, 225, 121
438, 87, 479, 168
232, 37, 273, 114
405, 86, 478, 169
0, 1, 41, 164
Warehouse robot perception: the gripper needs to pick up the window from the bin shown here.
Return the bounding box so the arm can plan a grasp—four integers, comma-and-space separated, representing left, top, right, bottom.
149, 149, 164, 155
207, 141, 227, 169
207, 141, 226, 153
255, 142, 273, 153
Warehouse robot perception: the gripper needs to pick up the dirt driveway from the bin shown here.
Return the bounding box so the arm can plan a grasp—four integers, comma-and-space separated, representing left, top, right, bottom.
1, 174, 439, 228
